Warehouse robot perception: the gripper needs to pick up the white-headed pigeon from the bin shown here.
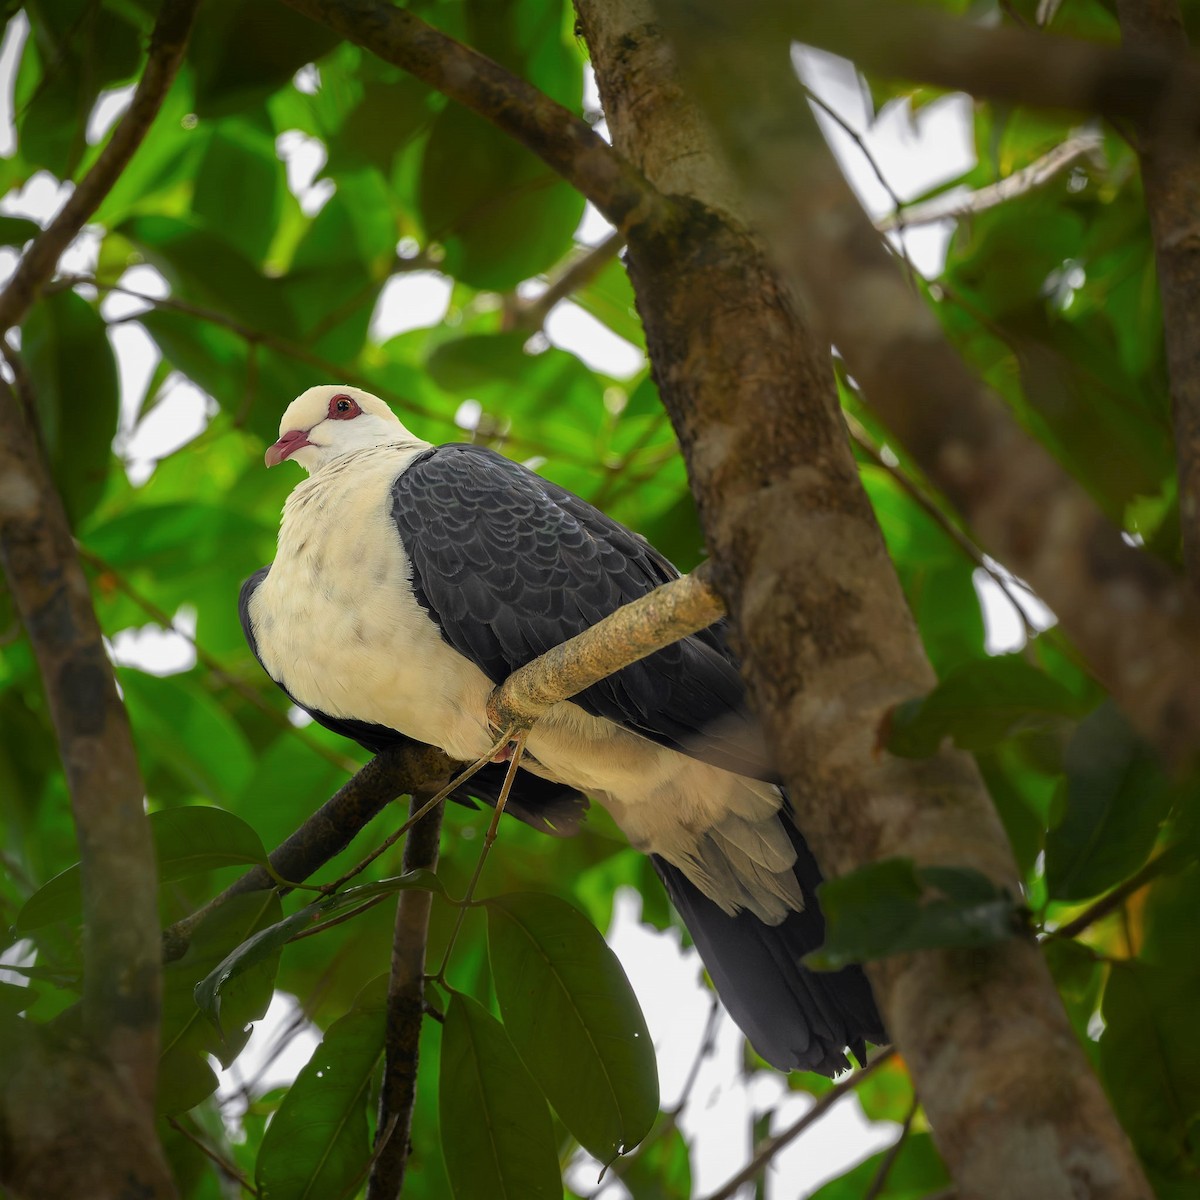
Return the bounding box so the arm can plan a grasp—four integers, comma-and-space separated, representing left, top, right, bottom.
240, 384, 884, 1075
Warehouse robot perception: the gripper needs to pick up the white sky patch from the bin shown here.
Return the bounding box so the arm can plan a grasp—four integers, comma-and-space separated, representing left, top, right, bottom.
370, 270, 453, 340
293, 64, 321, 96
110, 606, 198, 676
286, 705, 314, 728
0, 13, 29, 159
0, 938, 36, 989
86, 84, 136, 146
574, 201, 616, 247
0, 169, 74, 226
123, 377, 214, 484
454, 398, 482, 431
543, 299, 644, 377
973, 564, 1057, 655
100, 262, 171, 321
276, 130, 335, 215
108, 321, 161, 433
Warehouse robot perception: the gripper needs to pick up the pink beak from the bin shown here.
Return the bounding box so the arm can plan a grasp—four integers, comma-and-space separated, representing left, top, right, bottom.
265, 429, 313, 468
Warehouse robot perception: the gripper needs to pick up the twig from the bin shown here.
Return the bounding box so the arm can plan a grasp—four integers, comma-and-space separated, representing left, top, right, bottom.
167, 1116, 260, 1197
863, 1096, 919, 1200
76, 546, 361, 773
699, 1049, 896, 1200
433, 731, 526, 981
875, 130, 1104, 231
366, 790, 446, 1200
486, 565, 723, 734
505, 231, 626, 332
1043, 843, 1191, 943
0, 378, 161, 1106
0, 0, 200, 334
277, 0, 672, 237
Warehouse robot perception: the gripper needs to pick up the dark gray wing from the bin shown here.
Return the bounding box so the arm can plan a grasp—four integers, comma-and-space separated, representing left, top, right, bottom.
391, 445, 769, 778
238, 567, 588, 836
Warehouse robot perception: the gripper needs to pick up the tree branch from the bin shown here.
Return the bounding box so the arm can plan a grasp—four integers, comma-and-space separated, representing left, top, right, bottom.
699, 1050, 895, 1200
504, 230, 626, 333
485, 564, 723, 734
0, 0, 199, 335
277, 0, 672, 237
662, 0, 1200, 770
1116, 0, 1200, 588
0, 374, 161, 1096
366, 790, 445, 1200
752, 0, 1200, 136
162, 743, 456, 961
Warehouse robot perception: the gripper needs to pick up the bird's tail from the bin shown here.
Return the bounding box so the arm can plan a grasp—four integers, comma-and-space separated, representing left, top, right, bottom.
652, 819, 885, 1076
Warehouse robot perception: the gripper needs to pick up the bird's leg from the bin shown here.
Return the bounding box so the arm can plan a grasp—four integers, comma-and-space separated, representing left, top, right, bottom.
433, 730, 528, 983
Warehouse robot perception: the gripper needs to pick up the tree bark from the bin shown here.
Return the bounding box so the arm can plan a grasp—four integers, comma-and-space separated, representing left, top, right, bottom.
577, 2, 1152, 1196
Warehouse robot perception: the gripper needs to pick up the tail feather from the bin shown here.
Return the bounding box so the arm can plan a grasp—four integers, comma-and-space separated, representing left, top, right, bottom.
652, 820, 885, 1076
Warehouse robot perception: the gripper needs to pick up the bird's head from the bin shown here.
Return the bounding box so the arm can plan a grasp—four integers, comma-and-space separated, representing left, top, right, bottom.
265, 385, 426, 472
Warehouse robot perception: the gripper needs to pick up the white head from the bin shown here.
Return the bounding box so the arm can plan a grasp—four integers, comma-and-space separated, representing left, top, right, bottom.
264, 385, 429, 473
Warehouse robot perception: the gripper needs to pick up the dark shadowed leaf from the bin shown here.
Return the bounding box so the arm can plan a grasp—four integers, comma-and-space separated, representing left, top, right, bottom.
486, 892, 658, 1162
807, 859, 1024, 970
255, 975, 387, 1200
1044, 702, 1172, 901
159, 891, 283, 1114
439, 992, 561, 1200
21, 290, 120, 526
887, 653, 1087, 758
16, 806, 266, 931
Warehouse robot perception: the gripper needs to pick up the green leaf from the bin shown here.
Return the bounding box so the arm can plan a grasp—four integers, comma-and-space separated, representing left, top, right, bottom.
192, 112, 284, 262
21, 290, 120, 525
887, 653, 1087, 758
1044, 702, 1171, 901
486, 892, 658, 1162
159, 890, 283, 1114
255, 975, 388, 1200
1100, 961, 1200, 1180
194, 872, 444, 1028
418, 103, 585, 291
16, 806, 266, 931
808, 859, 1023, 970
617, 1124, 691, 1200
808, 1132, 949, 1199
439, 992, 561, 1200
0, 216, 39, 246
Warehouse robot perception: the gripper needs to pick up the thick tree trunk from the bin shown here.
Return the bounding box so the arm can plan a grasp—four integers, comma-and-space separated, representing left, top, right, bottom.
575, 3, 1152, 1197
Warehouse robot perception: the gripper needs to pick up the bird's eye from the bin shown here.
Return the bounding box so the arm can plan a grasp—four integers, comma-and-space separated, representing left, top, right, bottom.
328, 393, 361, 420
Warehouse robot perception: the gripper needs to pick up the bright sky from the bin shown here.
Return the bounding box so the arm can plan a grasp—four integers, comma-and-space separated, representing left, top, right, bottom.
0, 24, 1055, 1197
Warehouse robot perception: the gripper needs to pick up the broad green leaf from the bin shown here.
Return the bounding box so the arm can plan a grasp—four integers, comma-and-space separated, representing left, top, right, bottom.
195, 872, 444, 1027
808, 1132, 949, 1199
16, 806, 266, 931
419, 102, 585, 291
255, 975, 387, 1200
617, 1124, 692, 1200
439, 992, 561, 1200
119, 669, 256, 805
1100, 961, 1200, 1181
159, 890, 283, 1114
486, 892, 658, 1162
807, 859, 1023, 970
21, 290, 120, 525
1042, 938, 1103, 1044
192, 112, 284, 262
887, 653, 1087, 758
1044, 702, 1171, 901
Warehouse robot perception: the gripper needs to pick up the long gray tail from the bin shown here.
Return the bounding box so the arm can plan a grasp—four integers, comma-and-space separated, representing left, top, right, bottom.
652, 819, 885, 1076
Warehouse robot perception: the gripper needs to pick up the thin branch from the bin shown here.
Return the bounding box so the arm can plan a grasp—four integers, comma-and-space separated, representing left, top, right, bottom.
0, 377, 161, 1106
504, 231, 626, 333
1043, 843, 1192, 943
0, 0, 199, 334
661, 0, 1200, 768
1115, 0, 1200, 589
76, 546, 361, 773
864, 1096, 919, 1200
366, 790, 445, 1200
277, 0, 672, 237
486, 564, 723, 734
162, 743, 457, 961
875, 130, 1104, 232
167, 1116, 260, 1197
699, 1050, 896, 1200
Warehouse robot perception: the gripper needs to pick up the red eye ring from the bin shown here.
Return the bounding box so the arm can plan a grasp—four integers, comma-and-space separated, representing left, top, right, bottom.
328, 392, 361, 420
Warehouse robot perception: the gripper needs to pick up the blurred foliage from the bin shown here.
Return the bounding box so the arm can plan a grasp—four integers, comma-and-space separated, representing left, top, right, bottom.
0, 0, 1197, 1197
